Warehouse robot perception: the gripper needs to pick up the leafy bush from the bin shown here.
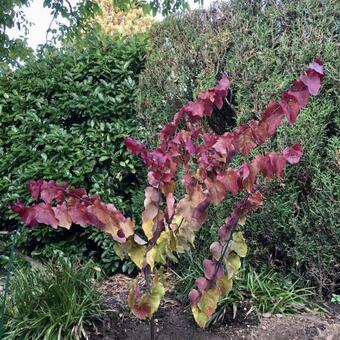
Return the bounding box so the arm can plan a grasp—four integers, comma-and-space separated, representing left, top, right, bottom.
137, 0, 339, 295
0, 29, 147, 273
2, 259, 102, 340
137, 3, 233, 145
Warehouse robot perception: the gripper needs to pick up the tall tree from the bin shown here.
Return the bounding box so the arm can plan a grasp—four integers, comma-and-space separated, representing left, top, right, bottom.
0, 0, 32, 68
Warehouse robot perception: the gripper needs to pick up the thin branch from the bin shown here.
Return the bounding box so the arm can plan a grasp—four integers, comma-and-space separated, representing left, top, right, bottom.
64, 0, 81, 28
45, 13, 57, 44
66, 191, 93, 205
212, 194, 250, 279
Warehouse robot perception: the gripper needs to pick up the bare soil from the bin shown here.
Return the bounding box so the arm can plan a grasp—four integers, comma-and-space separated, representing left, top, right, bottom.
88, 274, 340, 340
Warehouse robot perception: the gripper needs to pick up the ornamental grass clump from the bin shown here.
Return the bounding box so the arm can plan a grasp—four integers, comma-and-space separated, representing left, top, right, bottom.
3, 259, 101, 340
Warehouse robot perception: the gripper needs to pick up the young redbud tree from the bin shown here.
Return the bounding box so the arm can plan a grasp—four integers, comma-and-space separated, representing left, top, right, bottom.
12, 60, 324, 328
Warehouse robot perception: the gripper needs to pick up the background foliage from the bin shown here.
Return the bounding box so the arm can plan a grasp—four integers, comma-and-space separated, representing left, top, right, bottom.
137, 0, 339, 295
137, 2, 233, 145
0, 0, 102, 69
0, 0, 32, 69
0, 29, 147, 274
0, 0, 190, 70
96, 0, 154, 36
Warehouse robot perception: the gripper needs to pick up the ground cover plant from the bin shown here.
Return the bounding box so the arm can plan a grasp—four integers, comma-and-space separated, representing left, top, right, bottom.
174, 258, 315, 321
208, 266, 315, 326
11, 60, 324, 332
2, 258, 101, 340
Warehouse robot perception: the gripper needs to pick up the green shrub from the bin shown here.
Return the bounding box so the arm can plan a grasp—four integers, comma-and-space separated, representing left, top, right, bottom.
137, 0, 339, 295
136, 3, 234, 146
209, 266, 315, 326
222, 0, 339, 296
2, 259, 102, 340
0, 29, 147, 274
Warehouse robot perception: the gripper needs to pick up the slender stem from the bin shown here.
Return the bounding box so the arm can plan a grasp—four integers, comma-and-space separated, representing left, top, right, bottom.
150, 315, 155, 340
212, 236, 233, 280
45, 14, 57, 44
66, 191, 93, 204
143, 187, 163, 339
143, 258, 154, 340
213, 194, 250, 279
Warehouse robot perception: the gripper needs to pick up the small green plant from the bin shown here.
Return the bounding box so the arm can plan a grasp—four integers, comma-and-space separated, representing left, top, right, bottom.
208, 266, 315, 326
175, 258, 315, 325
331, 294, 340, 304
3, 259, 102, 340
172, 251, 205, 302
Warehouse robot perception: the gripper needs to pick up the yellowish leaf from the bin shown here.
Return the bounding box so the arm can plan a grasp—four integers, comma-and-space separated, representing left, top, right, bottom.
128, 244, 145, 269
230, 231, 247, 257
197, 288, 220, 318
216, 275, 233, 295
113, 243, 125, 260
153, 230, 177, 264
192, 305, 210, 328
146, 281, 165, 317
146, 248, 156, 271
223, 252, 241, 279
142, 219, 154, 240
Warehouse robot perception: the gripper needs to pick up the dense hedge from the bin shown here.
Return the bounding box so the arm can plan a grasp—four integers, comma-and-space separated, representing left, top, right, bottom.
137, 3, 233, 145
0, 30, 147, 274
137, 0, 339, 294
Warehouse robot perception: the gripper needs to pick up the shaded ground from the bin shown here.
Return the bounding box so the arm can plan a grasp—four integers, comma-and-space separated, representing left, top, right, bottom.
89, 274, 340, 340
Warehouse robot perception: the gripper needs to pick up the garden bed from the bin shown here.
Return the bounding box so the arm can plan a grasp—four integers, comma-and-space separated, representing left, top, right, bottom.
88, 274, 340, 340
